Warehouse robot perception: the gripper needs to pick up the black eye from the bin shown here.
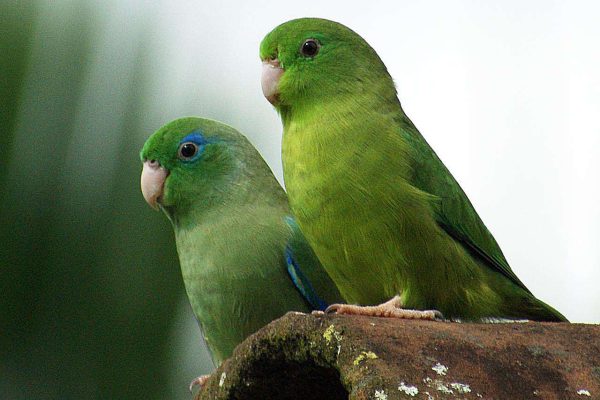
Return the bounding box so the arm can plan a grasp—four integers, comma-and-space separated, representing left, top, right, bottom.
300, 39, 320, 57
178, 142, 199, 160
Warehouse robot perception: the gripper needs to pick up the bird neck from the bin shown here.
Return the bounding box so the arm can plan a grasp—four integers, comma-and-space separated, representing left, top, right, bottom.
279, 87, 405, 169
170, 179, 287, 233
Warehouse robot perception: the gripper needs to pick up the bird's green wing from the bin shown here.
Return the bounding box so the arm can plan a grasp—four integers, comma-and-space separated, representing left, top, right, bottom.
284, 217, 344, 309
399, 117, 532, 293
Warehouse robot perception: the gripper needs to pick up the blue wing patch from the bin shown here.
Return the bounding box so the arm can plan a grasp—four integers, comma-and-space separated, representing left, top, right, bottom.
285, 245, 328, 311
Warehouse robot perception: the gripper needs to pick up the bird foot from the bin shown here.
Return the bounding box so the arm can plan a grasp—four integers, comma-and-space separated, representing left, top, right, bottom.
325, 295, 443, 321
189, 374, 211, 393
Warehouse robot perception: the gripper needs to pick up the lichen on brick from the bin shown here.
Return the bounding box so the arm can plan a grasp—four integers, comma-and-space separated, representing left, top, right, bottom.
374, 389, 388, 400
528, 345, 546, 357
322, 324, 343, 356
450, 382, 471, 394
398, 381, 419, 396
353, 351, 378, 366
432, 362, 448, 376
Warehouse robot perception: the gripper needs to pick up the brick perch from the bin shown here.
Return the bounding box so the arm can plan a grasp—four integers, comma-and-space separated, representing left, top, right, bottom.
196, 313, 600, 400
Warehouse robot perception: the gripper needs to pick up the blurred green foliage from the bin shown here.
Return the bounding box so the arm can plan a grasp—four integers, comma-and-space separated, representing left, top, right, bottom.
1, 2, 210, 399
0, 1, 35, 183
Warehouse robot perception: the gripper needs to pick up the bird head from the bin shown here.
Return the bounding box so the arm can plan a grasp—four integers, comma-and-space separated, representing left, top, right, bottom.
259, 18, 395, 109
140, 117, 248, 218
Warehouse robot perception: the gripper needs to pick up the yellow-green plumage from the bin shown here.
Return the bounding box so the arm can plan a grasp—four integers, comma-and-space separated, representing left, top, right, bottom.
140, 117, 342, 366
260, 18, 566, 322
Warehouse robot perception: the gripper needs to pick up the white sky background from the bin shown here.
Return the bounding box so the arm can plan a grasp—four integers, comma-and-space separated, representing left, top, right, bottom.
138, 0, 600, 324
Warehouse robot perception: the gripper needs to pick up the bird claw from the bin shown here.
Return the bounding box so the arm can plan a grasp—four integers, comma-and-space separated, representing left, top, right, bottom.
432, 310, 445, 321
189, 374, 210, 393
323, 296, 444, 321
324, 303, 341, 314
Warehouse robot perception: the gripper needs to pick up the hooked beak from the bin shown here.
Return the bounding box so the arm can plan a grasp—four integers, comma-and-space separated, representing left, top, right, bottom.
261, 59, 283, 105
141, 160, 168, 210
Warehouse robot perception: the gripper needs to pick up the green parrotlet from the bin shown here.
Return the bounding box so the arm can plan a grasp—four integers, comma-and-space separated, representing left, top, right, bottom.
259, 18, 566, 322
140, 117, 343, 368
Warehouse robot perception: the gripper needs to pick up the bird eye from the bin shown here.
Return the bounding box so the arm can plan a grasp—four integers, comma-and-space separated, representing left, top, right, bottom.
178, 142, 199, 160
300, 39, 320, 57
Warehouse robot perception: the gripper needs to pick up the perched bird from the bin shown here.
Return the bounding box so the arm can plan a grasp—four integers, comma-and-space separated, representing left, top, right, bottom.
259, 18, 567, 322
140, 117, 343, 369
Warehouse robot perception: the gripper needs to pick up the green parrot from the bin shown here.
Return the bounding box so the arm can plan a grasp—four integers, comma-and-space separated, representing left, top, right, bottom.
259, 18, 567, 322
140, 117, 343, 370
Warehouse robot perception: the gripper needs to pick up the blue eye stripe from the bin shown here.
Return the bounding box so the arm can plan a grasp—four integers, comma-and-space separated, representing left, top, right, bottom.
179, 131, 208, 146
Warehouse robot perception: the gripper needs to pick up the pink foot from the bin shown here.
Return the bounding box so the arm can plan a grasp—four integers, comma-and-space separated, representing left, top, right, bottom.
325, 295, 443, 321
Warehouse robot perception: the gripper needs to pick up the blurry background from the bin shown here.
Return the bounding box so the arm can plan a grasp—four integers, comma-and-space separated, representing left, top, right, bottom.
1, 0, 599, 399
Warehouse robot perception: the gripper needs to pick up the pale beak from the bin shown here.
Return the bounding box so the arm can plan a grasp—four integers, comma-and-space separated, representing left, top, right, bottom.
261, 59, 284, 105
141, 160, 168, 210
